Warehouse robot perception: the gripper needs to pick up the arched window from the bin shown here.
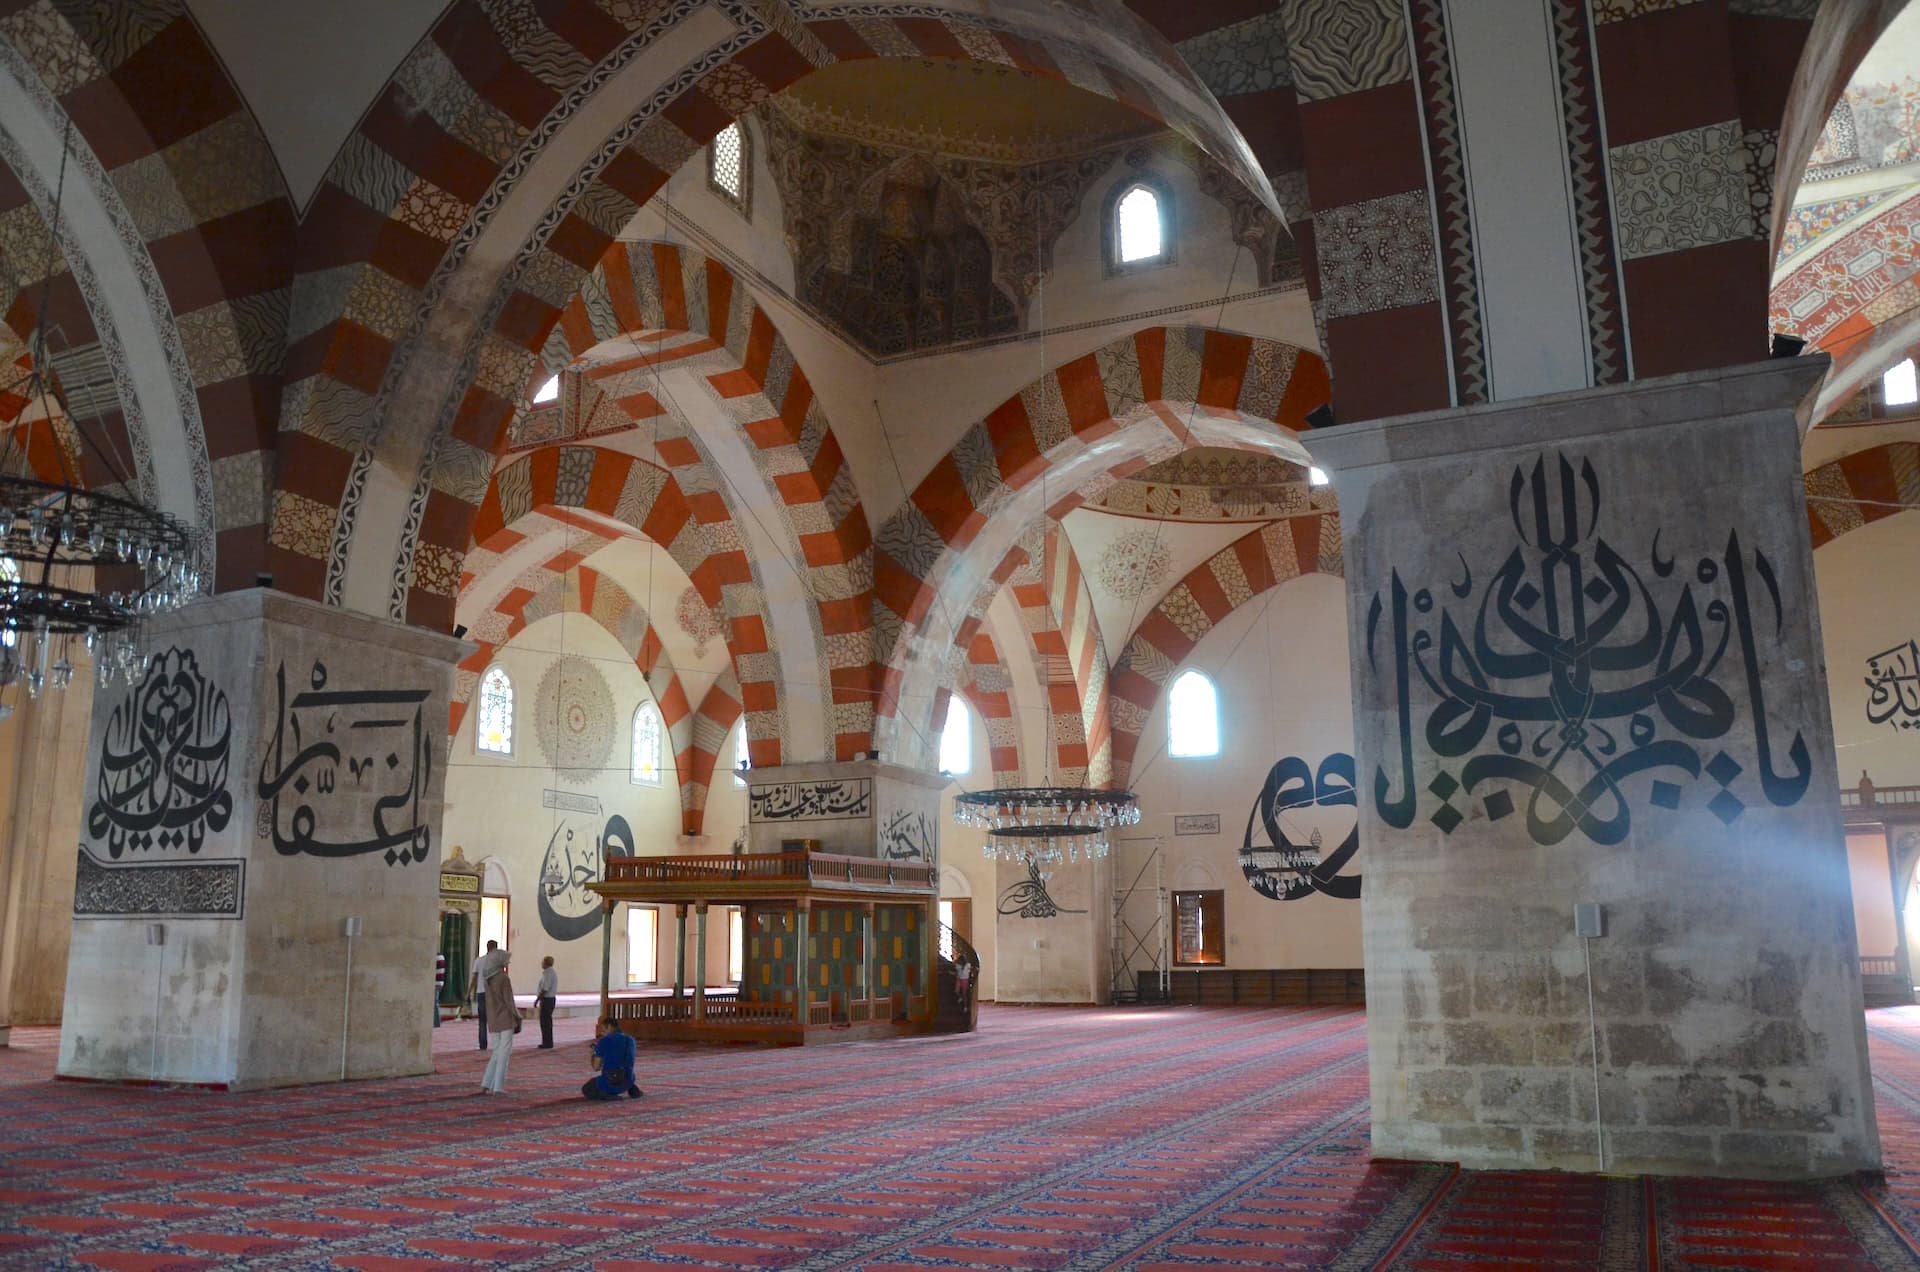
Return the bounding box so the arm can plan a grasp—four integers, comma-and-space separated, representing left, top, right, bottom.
1107, 177, 1172, 272
1168, 669, 1220, 758
708, 121, 750, 213
938, 697, 972, 776
631, 702, 663, 786
476, 665, 513, 755
732, 723, 751, 786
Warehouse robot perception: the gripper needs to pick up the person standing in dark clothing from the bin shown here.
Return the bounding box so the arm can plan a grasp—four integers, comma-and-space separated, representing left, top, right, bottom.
536, 956, 558, 1049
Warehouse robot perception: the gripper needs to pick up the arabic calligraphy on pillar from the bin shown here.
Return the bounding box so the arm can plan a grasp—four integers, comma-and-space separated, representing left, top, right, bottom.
1866, 639, 1920, 730
748, 780, 873, 822
256, 660, 434, 866
1241, 753, 1361, 901
88, 648, 233, 857
1365, 456, 1811, 847
880, 809, 935, 862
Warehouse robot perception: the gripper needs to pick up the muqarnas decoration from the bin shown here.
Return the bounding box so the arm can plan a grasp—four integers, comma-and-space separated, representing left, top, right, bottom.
1368, 455, 1810, 847
88, 648, 233, 857
1241, 753, 1360, 901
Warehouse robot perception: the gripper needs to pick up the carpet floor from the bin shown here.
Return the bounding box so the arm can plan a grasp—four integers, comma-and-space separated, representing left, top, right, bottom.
2, 1005, 1920, 1269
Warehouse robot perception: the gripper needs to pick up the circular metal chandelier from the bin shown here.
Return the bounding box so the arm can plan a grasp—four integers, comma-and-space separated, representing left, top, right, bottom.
0, 118, 200, 705
953, 786, 1141, 866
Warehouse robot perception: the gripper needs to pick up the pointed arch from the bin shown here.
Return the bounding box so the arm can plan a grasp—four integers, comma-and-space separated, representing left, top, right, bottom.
0, 13, 294, 586
1805, 441, 1920, 547
471, 445, 785, 767
265, 2, 1279, 624
1107, 515, 1343, 786
537, 239, 875, 761
871, 324, 1329, 769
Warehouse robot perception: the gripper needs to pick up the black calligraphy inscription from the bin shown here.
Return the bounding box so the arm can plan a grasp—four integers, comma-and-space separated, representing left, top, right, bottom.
1241, 753, 1361, 901
257, 660, 433, 866
540, 813, 634, 941
72, 846, 244, 918
997, 861, 1084, 919
1367, 456, 1811, 847
1866, 639, 1920, 730
880, 809, 935, 862
748, 779, 872, 822
88, 648, 233, 857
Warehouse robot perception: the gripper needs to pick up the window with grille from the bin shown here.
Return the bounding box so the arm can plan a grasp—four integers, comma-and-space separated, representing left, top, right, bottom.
476, 665, 513, 755
708, 122, 750, 212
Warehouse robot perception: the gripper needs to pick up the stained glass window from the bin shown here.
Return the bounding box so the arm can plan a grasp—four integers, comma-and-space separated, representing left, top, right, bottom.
1168, 669, 1219, 758
709, 122, 748, 211
939, 697, 972, 776
1116, 184, 1164, 265
476, 665, 513, 754
632, 702, 663, 786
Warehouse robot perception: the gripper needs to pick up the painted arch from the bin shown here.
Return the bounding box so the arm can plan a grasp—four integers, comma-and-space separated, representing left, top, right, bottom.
871, 323, 1329, 770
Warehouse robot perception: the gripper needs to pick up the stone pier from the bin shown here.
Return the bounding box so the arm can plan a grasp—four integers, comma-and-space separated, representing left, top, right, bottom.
57, 590, 464, 1089
1312, 358, 1880, 1179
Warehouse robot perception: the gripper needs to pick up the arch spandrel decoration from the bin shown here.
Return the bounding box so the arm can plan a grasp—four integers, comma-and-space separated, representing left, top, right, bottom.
470, 445, 787, 769
0, 9, 294, 588
264, 0, 1282, 633
1106, 514, 1343, 786
1805, 441, 1920, 547
541, 239, 876, 762
870, 324, 1329, 769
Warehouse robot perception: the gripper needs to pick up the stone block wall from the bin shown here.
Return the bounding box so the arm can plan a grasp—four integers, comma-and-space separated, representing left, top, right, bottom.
57, 591, 463, 1089
1315, 359, 1880, 1178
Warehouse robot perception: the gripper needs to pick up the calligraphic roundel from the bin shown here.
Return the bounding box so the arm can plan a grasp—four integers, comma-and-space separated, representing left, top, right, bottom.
1240, 753, 1361, 902
539, 813, 634, 941
88, 647, 233, 857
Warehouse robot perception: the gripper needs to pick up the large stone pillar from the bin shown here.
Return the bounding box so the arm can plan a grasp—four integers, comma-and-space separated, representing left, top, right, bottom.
56, 589, 464, 1088
1313, 358, 1879, 1179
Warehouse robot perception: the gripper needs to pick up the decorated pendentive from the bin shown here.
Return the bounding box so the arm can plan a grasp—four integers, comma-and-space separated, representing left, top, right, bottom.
534, 655, 615, 785
1367, 454, 1811, 846
1240, 753, 1360, 901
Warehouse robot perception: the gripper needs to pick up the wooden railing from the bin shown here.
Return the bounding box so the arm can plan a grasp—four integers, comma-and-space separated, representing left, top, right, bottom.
807, 1000, 832, 1025
611, 998, 694, 1022
603, 850, 936, 891
1842, 780, 1920, 810
707, 999, 794, 1024
848, 996, 889, 1022
1862, 956, 1901, 976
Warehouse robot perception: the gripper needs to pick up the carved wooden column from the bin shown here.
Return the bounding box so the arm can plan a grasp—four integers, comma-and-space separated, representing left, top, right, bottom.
861, 901, 876, 1019
693, 901, 709, 1025
794, 899, 811, 1027
598, 899, 614, 1020
673, 903, 688, 999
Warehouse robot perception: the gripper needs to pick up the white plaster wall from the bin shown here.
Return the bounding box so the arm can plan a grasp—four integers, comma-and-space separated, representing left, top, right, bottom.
937, 698, 998, 997
1127, 572, 1361, 975
442, 613, 690, 997
1815, 511, 1920, 788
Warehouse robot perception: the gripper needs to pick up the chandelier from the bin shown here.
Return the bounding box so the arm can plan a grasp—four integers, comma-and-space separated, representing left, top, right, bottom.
0, 120, 199, 704
953, 785, 1141, 867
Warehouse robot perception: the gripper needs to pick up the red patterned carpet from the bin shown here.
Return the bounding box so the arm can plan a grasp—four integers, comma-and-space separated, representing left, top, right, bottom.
3, 1005, 1920, 1269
